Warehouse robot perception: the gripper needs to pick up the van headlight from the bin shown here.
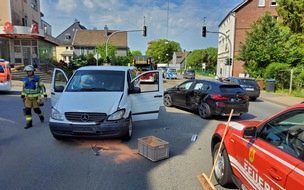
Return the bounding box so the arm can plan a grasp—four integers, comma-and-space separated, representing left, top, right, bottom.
51, 108, 64, 120
108, 109, 126, 121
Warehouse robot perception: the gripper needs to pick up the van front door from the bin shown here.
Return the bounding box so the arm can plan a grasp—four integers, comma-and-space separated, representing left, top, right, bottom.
131, 70, 163, 121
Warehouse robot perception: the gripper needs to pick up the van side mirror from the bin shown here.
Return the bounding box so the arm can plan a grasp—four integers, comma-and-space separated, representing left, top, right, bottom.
129, 86, 141, 94
54, 86, 64, 92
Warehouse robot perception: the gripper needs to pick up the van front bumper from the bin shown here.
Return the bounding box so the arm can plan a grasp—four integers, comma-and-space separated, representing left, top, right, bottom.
49, 118, 130, 138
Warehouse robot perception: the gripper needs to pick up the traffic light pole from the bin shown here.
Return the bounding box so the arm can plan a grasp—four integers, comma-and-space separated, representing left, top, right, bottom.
207, 31, 233, 77
105, 29, 144, 65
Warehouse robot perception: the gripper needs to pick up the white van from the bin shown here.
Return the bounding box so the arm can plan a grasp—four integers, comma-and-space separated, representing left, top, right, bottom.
49, 66, 163, 140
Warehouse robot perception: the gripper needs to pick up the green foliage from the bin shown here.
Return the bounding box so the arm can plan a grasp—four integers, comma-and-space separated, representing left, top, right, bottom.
186, 48, 217, 72
264, 62, 291, 89
86, 53, 97, 66
276, 0, 304, 34
131, 50, 142, 56
96, 43, 117, 62
146, 39, 182, 63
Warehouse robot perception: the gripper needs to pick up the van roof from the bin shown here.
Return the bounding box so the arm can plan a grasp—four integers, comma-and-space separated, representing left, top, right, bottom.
77, 65, 136, 72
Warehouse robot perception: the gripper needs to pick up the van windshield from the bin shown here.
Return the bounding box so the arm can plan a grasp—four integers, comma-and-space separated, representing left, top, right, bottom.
66, 70, 125, 92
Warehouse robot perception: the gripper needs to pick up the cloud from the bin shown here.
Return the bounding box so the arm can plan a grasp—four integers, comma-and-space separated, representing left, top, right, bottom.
41, 0, 242, 53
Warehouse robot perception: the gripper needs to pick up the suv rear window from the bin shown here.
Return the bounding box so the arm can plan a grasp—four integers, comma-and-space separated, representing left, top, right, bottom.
0, 65, 4, 73
239, 79, 258, 86
220, 85, 245, 93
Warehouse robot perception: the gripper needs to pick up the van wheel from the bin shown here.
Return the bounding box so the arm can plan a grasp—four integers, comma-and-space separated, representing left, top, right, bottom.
164, 94, 173, 107
198, 102, 212, 119
213, 142, 234, 187
122, 117, 133, 141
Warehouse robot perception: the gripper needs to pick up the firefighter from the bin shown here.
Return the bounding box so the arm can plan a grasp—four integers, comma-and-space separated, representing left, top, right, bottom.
21, 65, 47, 129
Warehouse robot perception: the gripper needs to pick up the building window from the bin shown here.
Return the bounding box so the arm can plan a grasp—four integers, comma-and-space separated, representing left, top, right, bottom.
64, 33, 71, 41
258, 0, 265, 6
31, 0, 38, 10
70, 47, 73, 50
271, 0, 277, 6
22, 15, 28, 26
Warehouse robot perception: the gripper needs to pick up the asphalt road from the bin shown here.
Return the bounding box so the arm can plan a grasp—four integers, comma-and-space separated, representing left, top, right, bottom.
0, 78, 286, 190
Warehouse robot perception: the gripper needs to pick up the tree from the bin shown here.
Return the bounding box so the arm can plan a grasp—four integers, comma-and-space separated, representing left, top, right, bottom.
236, 12, 291, 77
96, 43, 117, 63
186, 48, 218, 71
131, 50, 142, 56
146, 39, 182, 63
276, 0, 304, 34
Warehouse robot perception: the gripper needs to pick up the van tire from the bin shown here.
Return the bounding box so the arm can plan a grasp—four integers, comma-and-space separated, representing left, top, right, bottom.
122, 116, 133, 141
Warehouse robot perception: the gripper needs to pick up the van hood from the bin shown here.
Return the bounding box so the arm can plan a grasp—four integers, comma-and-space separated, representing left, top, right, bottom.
55, 92, 124, 114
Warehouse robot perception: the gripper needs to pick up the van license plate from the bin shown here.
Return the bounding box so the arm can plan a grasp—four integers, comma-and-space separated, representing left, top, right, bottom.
73, 127, 95, 133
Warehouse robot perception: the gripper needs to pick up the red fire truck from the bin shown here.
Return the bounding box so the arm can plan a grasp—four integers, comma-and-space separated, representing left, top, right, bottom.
132, 56, 157, 83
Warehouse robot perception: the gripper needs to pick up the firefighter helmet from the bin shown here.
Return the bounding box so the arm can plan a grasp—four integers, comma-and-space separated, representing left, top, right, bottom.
23, 65, 35, 72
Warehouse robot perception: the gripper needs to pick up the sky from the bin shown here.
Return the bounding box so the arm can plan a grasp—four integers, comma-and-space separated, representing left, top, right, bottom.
41, 0, 243, 54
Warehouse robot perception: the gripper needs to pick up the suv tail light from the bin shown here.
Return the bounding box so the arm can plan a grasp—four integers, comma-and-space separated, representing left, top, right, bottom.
211, 94, 229, 101
7, 74, 10, 81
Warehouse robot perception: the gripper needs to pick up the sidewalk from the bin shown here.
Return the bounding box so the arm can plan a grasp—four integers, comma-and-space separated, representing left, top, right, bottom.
259, 91, 303, 107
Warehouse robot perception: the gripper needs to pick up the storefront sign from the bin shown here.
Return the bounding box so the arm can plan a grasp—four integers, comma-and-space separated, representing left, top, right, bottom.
31, 24, 39, 34
3, 22, 13, 33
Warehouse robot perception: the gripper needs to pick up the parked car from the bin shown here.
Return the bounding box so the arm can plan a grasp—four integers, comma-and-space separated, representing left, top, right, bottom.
163, 79, 249, 119
49, 66, 163, 140
0, 59, 12, 91
183, 69, 195, 79
164, 68, 177, 79
157, 66, 167, 78
223, 77, 260, 101
211, 102, 304, 189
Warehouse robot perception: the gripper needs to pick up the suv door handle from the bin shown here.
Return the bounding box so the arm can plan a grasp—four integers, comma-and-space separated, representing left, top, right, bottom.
154, 95, 162, 98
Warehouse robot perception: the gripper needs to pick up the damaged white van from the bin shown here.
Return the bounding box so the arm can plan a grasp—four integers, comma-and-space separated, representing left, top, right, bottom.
49, 66, 163, 140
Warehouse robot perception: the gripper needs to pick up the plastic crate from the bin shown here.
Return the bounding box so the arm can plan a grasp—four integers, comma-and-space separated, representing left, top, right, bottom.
138, 136, 169, 162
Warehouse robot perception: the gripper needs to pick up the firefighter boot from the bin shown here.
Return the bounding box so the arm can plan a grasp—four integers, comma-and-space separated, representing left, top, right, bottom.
24, 120, 33, 129
39, 115, 44, 123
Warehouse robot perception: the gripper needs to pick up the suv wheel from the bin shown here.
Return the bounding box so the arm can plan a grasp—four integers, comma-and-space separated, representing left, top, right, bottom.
164, 94, 173, 107
198, 102, 212, 119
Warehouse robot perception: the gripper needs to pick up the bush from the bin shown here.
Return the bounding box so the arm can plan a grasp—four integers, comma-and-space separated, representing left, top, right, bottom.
264, 62, 291, 90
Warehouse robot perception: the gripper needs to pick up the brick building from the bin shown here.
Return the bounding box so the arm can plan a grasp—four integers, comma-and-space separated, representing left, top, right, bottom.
217, 0, 278, 78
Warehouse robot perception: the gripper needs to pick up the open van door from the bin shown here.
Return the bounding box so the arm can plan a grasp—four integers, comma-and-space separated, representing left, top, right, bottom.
130, 70, 163, 121
51, 68, 68, 107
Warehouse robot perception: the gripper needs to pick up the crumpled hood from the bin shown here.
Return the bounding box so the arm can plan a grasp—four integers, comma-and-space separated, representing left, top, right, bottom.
55, 92, 123, 114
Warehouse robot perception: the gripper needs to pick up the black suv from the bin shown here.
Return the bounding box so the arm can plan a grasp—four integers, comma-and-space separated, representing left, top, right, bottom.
224, 77, 260, 101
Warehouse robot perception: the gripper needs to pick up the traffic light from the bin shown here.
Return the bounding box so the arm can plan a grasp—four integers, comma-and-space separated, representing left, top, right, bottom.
147, 57, 151, 64
142, 25, 147, 37
224, 58, 232, 65
132, 58, 136, 65
202, 26, 206, 37
224, 58, 229, 65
